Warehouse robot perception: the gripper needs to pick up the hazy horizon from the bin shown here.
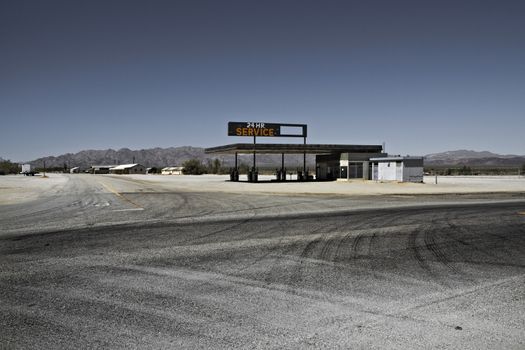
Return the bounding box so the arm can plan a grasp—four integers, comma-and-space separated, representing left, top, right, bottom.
2, 0, 524, 161
3, 145, 525, 164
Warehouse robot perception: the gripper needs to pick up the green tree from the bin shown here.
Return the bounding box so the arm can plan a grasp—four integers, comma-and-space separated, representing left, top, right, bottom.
458, 165, 472, 175
204, 159, 221, 174
182, 159, 206, 175
238, 162, 250, 174
0, 160, 20, 175
212, 159, 221, 174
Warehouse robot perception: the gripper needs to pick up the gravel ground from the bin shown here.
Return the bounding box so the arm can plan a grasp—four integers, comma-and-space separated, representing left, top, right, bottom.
121, 174, 525, 196
1, 174, 524, 349
0, 174, 68, 205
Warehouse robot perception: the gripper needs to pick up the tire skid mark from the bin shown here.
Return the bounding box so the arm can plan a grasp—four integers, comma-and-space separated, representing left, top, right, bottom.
423, 225, 458, 273
447, 216, 510, 262
407, 228, 436, 277
367, 232, 377, 255
291, 212, 393, 300
232, 226, 289, 273
332, 230, 355, 262
327, 212, 380, 263
176, 197, 294, 285
171, 192, 266, 245
362, 212, 400, 280
351, 232, 364, 253
178, 218, 254, 245
406, 211, 455, 288
282, 220, 345, 292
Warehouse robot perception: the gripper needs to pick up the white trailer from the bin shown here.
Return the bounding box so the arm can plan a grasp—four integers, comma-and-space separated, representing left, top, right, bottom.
21, 163, 36, 176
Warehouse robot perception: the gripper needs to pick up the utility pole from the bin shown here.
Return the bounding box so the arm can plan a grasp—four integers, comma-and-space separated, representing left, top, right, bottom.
301, 124, 308, 180
43, 160, 46, 177
253, 135, 256, 171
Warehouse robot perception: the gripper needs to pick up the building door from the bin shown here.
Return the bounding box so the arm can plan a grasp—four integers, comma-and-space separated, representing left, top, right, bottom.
340, 166, 348, 179
396, 162, 403, 181
349, 163, 363, 178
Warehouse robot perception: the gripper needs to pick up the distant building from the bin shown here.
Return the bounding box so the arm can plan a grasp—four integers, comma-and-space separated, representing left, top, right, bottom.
161, 166, 184, 175
90, 165, 116, 174
369, 156, 424, 182
70, 167, 80, 174
109, 164, 146, 175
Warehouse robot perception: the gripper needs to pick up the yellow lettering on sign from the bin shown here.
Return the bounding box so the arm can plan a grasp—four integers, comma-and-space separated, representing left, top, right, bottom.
235, 127, 277, 137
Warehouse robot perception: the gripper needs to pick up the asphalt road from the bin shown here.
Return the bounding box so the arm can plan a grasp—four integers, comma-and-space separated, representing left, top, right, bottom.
1, 175, 524, 349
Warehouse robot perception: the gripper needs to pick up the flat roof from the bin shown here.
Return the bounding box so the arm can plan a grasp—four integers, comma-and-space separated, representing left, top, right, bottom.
111, 163, 141, 170
91, 165, 117, 168
205, 143, 383, 155
369, 156, 423, 161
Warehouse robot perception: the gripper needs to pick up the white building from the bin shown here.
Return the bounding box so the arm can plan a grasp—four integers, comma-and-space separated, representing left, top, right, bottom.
369, 156, 424, 182
161, 166, 184, 175
109, 164, 146, 175
90, 165, 116, 174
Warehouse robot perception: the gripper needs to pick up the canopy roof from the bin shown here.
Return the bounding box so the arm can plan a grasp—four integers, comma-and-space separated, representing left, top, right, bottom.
205, 143, 383, 155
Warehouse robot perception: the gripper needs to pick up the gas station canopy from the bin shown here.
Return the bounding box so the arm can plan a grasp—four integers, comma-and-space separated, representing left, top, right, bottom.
205, 143, 384, 155
205, 121, 384, 182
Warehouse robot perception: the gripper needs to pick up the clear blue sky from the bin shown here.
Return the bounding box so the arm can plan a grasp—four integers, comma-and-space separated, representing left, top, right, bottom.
1, 0, 524, 161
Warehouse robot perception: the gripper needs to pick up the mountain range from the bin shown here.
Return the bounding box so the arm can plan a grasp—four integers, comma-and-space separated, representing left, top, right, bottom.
6, 148, 525, 169
21, 147, 315, 169
424, 150, 525, 167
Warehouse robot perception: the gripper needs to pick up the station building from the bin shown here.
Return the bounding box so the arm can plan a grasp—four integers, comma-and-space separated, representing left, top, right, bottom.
316, 150, 386, 180
205, 121, 424, 183
369, 156, 424, 182
205, 143, 389, 181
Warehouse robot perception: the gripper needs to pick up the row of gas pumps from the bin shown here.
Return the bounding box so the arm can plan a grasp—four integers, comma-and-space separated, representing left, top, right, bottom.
227, 146, 312, 182
229, 167, 312, 182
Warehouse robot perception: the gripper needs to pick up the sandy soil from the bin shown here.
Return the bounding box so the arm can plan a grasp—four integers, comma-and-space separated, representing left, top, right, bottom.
121, 174, 525, 196
1, 174, 524, 206
0, 174, 69, 205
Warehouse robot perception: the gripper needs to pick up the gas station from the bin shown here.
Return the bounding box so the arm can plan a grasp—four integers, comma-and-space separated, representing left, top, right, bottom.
205, 122, 387, 182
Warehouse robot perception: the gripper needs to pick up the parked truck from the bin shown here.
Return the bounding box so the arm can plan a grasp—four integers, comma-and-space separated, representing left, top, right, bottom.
21, 163, 36, 176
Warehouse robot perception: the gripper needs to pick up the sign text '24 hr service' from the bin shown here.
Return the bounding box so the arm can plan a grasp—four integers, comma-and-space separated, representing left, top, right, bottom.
228, 122, 307, 138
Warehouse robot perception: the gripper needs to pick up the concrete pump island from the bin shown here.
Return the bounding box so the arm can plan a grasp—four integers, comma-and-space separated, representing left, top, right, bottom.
1, 122, 524, 349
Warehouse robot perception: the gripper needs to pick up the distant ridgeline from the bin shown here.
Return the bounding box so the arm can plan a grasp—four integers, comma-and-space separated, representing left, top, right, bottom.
22, 148, 525, 175
424, 150, 525, 175
27, 146, 315, 170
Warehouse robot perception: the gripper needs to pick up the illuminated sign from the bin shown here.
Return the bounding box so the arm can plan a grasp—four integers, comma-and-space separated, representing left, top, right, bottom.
228, 122, 307, 138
